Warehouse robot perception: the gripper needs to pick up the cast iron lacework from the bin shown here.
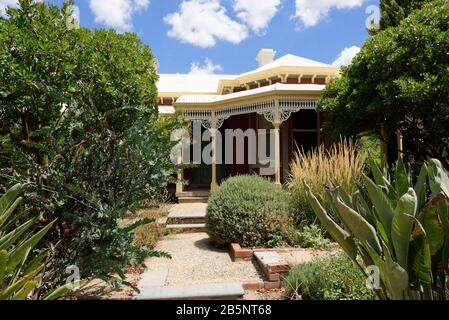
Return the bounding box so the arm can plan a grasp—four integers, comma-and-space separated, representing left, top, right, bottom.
183, 98, 317, 129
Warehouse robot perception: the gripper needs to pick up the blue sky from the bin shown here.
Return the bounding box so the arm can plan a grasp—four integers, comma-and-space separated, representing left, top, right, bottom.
2, 0, 380, 74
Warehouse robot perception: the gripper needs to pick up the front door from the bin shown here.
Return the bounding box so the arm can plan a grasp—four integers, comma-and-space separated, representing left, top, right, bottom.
192, 163, 212, 186
190, 125, 226, 188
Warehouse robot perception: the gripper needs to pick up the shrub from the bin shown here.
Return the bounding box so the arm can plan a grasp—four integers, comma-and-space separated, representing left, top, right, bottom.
206, 175, 294, 248
288, 138, 365, 226
0, 1, 184, 293
292, 225, 330, 249
285, 253, 377, 300
357, 134, 382, 168
131, 205, 170, 249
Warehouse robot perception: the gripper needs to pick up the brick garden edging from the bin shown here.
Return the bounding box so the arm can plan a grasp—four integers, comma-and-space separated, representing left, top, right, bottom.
230, 243, 253, 262
230, 244, 291, 291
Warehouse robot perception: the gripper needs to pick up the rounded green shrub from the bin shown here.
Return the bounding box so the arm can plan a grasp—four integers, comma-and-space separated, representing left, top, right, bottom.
206, 175, 294, 247
284, 253, 377, 300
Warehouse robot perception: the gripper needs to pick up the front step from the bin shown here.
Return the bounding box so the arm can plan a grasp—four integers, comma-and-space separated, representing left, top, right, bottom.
169, 217, 206, 224
134, 282, 245, 300
176, 191, 210, 204
166, 223, 207, 233
167, 203, 207, 225
178, 197, 209, 204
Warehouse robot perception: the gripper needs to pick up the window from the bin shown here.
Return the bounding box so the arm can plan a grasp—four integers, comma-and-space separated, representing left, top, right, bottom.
291, 110, 320, 154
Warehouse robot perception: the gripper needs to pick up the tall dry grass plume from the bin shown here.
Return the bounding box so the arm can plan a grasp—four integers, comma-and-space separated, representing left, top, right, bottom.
288, 138, 366, 225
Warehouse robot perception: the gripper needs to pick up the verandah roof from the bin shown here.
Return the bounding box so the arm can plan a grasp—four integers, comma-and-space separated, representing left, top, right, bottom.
175, 83, 325, 106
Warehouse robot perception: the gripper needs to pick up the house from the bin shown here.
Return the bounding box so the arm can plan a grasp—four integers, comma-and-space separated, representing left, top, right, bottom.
157, 49, 340, 202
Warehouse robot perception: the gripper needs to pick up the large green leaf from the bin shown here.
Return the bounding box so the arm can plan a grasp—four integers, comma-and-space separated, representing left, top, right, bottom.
395, 157, 410, 199
7, 220, 56, 273
438, 199, 449, 274
409, 220, 432, 284
417, 193, 446, 256
414, 163, 428, 211
369, 157, 389, 188
331, 192, 383, 255
43, 280, 87, 300
391, 188, 417, 270
428, 159, 449, 198
363, 174, 395, 240
366, 243, 409, 300
305, 184, 358, 260
0, 218, 35, 251
11, 279, 39, 300
0, 265, 43, 300
23, 251, 48, 276
0, 184, 24, 217
0, 250, 7, 284
382, 250, 410, 300
0, 197, 23, 229
353, 189, 375, 226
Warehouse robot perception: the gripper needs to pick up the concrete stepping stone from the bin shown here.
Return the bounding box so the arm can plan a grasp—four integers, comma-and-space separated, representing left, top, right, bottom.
134, 282, 245, 300
137, 269, 168, 290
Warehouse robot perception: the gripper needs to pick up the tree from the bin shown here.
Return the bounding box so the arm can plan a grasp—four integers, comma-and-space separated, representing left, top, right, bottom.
319, 0, 449, 168
0, 0, 183, 293
379, 0, 430, 30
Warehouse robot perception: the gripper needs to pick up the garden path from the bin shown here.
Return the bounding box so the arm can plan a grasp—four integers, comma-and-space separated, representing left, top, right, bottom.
135, 203, 337, 300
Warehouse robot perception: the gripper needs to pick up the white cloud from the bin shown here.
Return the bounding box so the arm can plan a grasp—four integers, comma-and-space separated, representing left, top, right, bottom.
332, 46, 360, 67
164, 0, 248, 48
233, 0, 281, 34
0, 0, 18, 17
294, 0, 366, 28
89, 0, 149, 32
189, 58, 223, 75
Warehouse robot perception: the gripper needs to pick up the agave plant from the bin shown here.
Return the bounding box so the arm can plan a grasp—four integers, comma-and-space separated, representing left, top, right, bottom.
0, 184, 82, 300
305, 158, 449, 300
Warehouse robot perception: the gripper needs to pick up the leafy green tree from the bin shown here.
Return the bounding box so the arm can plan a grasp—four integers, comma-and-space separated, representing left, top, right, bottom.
319, 0, 449, 168
0, 0, 183, 292
379, 0, 430, 30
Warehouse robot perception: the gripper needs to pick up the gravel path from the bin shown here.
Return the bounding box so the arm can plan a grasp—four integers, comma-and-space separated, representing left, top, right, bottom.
146, 233, 265, 285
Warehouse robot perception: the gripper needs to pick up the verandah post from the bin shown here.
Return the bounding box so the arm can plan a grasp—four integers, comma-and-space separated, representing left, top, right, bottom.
211, 110, 218, 192
274, 99, 281, 185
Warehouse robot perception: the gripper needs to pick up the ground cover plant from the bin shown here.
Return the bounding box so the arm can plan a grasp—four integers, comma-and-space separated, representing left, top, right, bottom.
285, 252, 377, 300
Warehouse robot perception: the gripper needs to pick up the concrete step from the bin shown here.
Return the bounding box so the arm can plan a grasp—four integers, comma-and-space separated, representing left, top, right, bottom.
168, 212, 206, 224
168, 217, 206, 225
178, 197, 209, 204
168, 211, 207, 220
167, 204, 207, 225
166, 223, 207, 233
176, 191, 210, 198
137, 269, 168, 291
134, 282, 245, 300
